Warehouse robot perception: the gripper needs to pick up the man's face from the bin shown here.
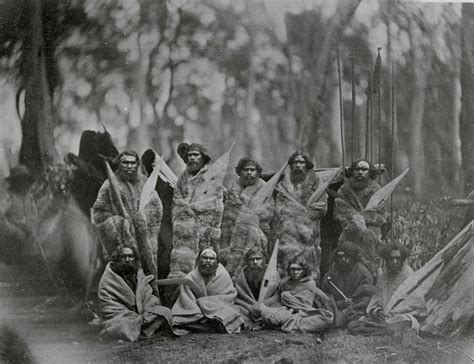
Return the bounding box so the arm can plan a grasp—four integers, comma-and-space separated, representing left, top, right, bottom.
247, 253, 265, 271
240, 164, 259, 187
335, 251, 352, 272
352, 161, 370, 188
187, 150, 205, 174
119, 155, 138, 182
115, 247, 138, 274
290, 155, 308, 182
386, 250, 403, 275
289, 263, 304, 281
197, 249, 218, 277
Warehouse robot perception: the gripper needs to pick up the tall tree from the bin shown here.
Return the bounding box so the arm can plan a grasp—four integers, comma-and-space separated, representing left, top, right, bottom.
460, 3, 474, 193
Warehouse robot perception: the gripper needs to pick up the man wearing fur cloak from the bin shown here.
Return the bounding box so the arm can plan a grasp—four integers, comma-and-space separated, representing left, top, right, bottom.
92, 151, 163, 290
334, 159, 387, 277
220, 158, 274, 276
169, 143, 224, 277
273, 151, 327, 279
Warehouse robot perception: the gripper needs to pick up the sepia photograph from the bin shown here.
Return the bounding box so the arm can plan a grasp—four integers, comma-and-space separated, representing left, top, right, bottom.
0, 0, 473, 362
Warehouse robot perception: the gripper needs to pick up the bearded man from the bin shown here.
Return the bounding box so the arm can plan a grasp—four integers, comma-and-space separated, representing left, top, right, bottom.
273, 151, 327, 279
92, 151, 163, 288
234, 247, 279, 330
255, 254, 333, 333
98, 245, 171, 341
321, 242, 375, 327
334, 159, 387, 276
220, 158, 274, 276
169, 143, 225, 277
171, 247, 245, 335
348, 243, 417, 336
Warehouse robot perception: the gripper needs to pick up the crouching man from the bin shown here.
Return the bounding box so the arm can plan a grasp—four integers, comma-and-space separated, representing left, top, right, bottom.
348, 243, 417, 336
98, 245, 171, 342
234, 247, 280, 330
255, 254, 333, 333
171, 247, 245, 335
321, 242, 375, 327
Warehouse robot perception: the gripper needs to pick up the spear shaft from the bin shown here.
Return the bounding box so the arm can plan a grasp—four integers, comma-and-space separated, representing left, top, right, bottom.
337, 38, 345, 168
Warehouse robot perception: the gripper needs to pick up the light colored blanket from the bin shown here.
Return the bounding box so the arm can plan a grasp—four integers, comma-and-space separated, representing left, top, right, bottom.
171, 264, 244, 335
98, 263, 171, 341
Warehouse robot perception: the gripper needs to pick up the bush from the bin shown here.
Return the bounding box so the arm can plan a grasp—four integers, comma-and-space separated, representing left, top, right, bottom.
390, 199, 465, 269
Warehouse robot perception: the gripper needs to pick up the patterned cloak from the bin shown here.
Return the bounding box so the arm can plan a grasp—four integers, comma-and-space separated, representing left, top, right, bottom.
220, 179, 274, 276
273, 170, 327, 278
334, 179, 386, 276
169, 165, 224, 277
92, 173, 163, 281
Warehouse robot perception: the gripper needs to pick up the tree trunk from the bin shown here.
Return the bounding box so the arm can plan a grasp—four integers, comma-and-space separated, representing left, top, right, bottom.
460, 3, 474, 194
19, 0, 59, 173
407, 19, 431, 198
299, 0, 361, 159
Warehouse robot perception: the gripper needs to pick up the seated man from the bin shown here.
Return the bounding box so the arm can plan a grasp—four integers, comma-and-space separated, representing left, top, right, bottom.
98, 245, 171, 342
348, 243, 417, 336
255, 254, 333, 333
234, 247, 280, 330
171, 247, 245, 336
321, 242, 375, 327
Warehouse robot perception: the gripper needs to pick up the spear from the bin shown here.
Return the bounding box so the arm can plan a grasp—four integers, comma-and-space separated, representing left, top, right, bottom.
374, 47, 382, 183
336, 38, 345, 168
351, 55, 356, 161
105, 161, 128, 218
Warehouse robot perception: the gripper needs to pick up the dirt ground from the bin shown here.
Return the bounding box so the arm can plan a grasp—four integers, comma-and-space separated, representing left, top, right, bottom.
1, 262, 473, 364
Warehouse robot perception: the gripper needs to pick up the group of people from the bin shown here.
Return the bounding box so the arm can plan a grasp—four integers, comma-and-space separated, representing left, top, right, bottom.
90, 141, 417, 342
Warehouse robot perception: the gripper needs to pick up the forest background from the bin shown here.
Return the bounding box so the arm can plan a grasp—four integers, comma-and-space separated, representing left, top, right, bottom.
0, 0, 472, 200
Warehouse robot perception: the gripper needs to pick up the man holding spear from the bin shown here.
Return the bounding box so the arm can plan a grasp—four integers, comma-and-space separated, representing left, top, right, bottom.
92, 151, 163, 295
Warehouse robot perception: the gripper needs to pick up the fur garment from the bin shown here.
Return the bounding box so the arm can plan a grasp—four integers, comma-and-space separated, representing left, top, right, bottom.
273, 170, 327, 278
92, 172, 162, 280
334, 179, 386, 276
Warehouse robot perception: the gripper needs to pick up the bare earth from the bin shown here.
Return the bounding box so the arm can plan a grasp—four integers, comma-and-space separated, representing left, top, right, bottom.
1, 263, 473, 364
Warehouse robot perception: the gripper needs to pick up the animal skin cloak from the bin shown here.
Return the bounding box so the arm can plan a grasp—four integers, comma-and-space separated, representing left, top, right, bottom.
274, 170, 327, 278
348, 264, 417, 336
321, 262, 376, 327
334, 179, 386, 276
220, 179, 274, 276
98, 263, 171, 342
233, 265, 280, 329
171, 263, 244, 336
259, 276, 333, 333
169, 165, 224, 276
92, 173, 162, 280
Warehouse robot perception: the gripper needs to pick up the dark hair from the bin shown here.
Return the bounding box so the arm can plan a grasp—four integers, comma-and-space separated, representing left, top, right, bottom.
333, 241, 360, 262
196, 246, 219, 265
109, 244, 139, 264
235, 158, 263, 176
141, 149, 156, 176
346, 159, 378, 180
379, 243, 411, 262
177, 143, 211, 164
287, 253, 311, 278
117, 151, 140, 165
288, 151, 314, 170
243, 247, 266, 264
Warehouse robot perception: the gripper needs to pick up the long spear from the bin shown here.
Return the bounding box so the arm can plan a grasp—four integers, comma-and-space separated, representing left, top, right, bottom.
390, 61, 396, 235
351, 56, 356, 162
336, 38, 345, 168
374, 47, 382, 183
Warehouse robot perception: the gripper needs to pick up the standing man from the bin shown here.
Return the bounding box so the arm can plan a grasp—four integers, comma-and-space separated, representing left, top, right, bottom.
171, 247, 244, 335
321, 242, 375, 327
334, 159, 387, 276
98, 245, 171, 341
273, 151, 327, 279
92, 151, 163, 289
220, 158, 273, 276
169, 143, 225, 277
